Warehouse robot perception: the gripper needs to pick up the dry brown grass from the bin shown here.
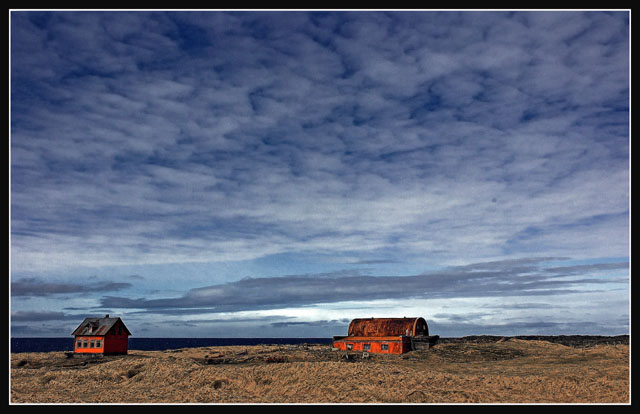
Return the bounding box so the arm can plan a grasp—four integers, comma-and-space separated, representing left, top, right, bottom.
10, 339, 630, 404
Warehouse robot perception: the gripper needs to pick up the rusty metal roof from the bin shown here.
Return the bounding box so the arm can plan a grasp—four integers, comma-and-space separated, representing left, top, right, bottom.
71, 315, 131, 336
347, 317, 429, 337
334, 336, 407, 342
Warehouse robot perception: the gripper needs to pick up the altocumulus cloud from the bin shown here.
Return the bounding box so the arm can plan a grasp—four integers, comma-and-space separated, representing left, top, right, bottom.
11, 11, 629, 272
10, 11, 629, 337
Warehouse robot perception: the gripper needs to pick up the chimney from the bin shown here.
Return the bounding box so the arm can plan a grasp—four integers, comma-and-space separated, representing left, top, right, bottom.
105, 314, 110, 318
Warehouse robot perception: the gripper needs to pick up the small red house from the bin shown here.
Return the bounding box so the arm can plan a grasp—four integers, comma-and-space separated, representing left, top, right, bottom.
333, 317, 435, 354
71, 315, 131, 355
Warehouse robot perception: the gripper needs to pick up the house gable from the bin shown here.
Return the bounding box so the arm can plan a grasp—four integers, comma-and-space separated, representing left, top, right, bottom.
71, 315, 131, 337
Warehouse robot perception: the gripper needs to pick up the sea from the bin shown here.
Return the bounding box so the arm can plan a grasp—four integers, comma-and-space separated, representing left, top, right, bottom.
10, 337, 333, 353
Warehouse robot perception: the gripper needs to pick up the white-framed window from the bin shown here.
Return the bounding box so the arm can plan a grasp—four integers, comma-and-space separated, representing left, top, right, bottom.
363, 343, 371, 351
381, 344, 389, 351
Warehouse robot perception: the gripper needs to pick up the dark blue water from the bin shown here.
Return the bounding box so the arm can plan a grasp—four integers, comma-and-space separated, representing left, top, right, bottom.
10, 337, 333, 353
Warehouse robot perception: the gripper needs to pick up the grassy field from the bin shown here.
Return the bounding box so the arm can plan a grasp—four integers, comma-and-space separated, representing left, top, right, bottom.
10, 337, 630, 404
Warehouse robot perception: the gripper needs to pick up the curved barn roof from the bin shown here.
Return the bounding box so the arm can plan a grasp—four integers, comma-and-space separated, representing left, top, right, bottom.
348, 317, 428, 337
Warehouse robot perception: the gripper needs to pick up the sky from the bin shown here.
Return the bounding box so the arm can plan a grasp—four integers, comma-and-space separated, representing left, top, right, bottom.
10, 10, 630, 338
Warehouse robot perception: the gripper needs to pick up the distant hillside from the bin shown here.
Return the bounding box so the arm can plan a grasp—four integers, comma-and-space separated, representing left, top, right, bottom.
438, 335, 629, 347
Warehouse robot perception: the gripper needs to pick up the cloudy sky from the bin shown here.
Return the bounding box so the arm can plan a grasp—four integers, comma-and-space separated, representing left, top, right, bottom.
10, 10, 629, 338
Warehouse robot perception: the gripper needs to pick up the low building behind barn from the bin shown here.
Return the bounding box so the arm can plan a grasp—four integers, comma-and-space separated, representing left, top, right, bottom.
333, 317, 438, 354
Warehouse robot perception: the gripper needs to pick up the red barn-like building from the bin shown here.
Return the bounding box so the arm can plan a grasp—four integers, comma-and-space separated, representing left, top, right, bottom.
333, 317, 437, 354
71, 315, 131, 355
